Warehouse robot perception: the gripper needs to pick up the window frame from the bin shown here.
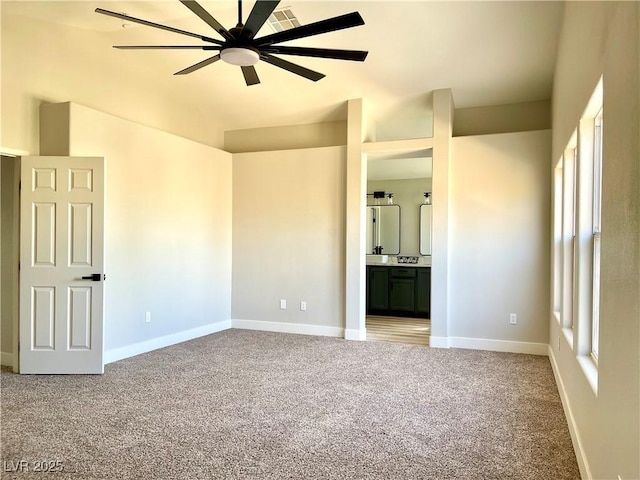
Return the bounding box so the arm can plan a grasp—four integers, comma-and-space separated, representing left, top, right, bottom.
552, 76, 602, 394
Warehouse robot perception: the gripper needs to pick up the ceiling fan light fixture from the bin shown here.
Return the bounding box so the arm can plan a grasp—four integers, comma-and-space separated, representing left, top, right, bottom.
220, 47, 260, 66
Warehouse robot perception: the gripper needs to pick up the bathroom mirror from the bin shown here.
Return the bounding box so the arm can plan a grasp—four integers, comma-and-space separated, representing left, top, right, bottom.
366, 205, 400, 255
419, 203, 432, 255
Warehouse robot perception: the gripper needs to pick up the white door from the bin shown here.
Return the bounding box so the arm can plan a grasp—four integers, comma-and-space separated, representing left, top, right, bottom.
20, 156, 105, 374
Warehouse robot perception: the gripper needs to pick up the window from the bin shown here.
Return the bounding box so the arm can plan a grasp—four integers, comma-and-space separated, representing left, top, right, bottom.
552, 77, 602, 392
560, 136, 577, 335
552, 161, 563, 318
591, 107, 603, 361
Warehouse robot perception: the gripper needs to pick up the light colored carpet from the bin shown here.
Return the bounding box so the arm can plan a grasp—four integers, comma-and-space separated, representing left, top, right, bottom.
1, 329, 579, 479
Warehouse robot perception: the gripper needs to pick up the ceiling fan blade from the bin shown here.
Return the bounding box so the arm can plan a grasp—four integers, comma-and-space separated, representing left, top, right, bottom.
95, 8, 222, 45
179, 1, 234, 41
255, 12, 364, 47
261, 54, 325, 82
114, 45, 221, 50
241, 66, 261, 86
261, 46, 368, 61
242, 1, 280, 39
174, 54, 221, 75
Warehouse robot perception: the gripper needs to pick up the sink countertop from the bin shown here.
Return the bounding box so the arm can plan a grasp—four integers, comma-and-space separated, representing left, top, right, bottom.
366, 258, 432, 267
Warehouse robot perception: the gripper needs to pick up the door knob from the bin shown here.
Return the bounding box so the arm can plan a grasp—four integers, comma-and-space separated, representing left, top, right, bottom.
82, 273, 105, 281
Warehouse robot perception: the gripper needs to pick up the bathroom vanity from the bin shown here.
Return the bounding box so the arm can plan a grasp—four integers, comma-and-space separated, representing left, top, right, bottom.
366, 265, 431, 318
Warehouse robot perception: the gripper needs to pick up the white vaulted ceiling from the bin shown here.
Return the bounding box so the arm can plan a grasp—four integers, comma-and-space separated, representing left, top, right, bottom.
2, 1, 564, 135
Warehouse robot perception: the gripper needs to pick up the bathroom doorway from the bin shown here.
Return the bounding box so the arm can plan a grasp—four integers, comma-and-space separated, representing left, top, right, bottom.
365, 153, 432, 346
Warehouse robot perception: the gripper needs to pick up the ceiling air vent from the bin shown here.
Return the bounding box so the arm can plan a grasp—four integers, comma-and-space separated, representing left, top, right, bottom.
267, 7, 301, 32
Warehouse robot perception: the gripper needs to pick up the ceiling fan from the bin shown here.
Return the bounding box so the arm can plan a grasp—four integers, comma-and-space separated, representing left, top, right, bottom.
96, 0, 368, 86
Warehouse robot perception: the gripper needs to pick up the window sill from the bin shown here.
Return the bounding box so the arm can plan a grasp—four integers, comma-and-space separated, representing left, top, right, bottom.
577, 354, 598, 396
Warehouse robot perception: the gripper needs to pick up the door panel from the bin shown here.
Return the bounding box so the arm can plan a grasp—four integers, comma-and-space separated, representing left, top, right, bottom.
20, 156, 105, 374
367, 267, 389, 312
416, 268, 431, 316
390, 278, 415, 312
33, 203, 56, 265
33, 287, 55, 349
69, 286, 92, 350
70, 203, 93, 265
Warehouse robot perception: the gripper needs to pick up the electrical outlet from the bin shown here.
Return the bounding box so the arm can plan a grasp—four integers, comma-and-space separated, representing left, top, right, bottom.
280, 299, 286, 310
300, 301, 307, 311
145, 312, 151, 323
509, 313, 517, 325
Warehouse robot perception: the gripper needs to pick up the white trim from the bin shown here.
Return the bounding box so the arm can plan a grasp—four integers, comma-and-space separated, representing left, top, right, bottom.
548, 345, 592, 479
0, 147, 29, 157
344, 328, 366, 341
562, 327, 574, 350
577, 354, 598, 395
428, 336, 450, 348
447, 336, 548, 355
1, 351, 15, 367
104, 320, 231, 364
232, 319, 344, 338
362, 137, 434, 154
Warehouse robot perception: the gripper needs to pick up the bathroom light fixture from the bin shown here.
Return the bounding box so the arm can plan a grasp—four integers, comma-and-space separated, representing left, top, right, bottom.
367, 191, 394, 205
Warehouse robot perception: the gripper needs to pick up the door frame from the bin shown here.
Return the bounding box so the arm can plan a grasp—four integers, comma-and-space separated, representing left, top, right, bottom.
1, 148, 27, 373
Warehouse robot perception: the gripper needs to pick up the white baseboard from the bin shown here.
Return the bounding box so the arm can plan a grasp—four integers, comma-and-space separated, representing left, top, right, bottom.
548, 345, 591, 479
344, 328, 366, 341
104, 320, 231, 364
429, 336, 547, 355
1, 351, 15, 367
429, 336, 450, 348
448, 336, 548, 355
232, 319, 344, 338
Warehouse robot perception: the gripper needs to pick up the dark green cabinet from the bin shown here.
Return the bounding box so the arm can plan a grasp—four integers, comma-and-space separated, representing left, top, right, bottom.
389, 268, 416, 312
416, 268, 431, 315
366, 266, 430, 318
367, 267, 389, 311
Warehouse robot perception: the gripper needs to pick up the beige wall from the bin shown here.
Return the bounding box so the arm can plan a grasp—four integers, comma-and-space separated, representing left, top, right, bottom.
224, 121, 347, 153
454, 100, 551, 137
450, 130, 551, 345
549, 3, 639, 479
40, 102, 233, 352
1, 11, 224, 154
373, 94, 434, 142
232, 146, 346, 332
367, 178, 432, 257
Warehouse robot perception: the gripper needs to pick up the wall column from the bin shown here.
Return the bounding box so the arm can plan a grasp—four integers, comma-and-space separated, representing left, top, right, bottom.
344, 99, 367, 340
430, 89, 454, 346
